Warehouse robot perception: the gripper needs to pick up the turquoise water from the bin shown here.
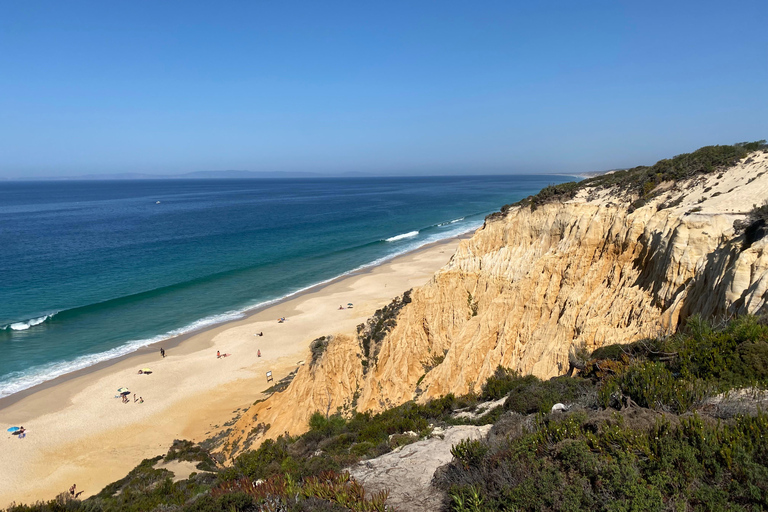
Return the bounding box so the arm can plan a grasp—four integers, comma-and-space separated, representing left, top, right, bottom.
0, 175, 571, 398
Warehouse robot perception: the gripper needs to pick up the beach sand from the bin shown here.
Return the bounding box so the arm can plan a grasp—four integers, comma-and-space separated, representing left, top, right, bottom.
0, 236, 464, 508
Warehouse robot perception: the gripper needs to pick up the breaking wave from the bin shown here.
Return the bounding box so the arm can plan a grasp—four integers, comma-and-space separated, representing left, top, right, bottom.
2, 314, 56, 331
384, 231, 419, 242
437, 217, 465, 227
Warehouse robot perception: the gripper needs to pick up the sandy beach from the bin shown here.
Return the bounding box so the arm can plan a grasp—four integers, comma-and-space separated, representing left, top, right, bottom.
0, 235, 464, 508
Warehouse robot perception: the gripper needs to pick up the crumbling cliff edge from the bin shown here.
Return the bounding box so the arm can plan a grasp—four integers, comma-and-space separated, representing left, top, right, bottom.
228, 147, 768, 454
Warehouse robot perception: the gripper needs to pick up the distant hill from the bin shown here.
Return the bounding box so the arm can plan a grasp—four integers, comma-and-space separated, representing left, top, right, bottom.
4, 168, 583, 181
7, 170, 325, 181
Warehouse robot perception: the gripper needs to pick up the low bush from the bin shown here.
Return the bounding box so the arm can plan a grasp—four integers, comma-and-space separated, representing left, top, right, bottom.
590, 315, 768, 413
441, 411, 768, 511
213, 471, 387, 512
450, 439, 489, 469
165, 439, 218, 471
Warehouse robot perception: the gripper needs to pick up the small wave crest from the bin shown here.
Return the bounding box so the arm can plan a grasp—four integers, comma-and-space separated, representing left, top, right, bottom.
2, 314, 56, 331
437, 217, 465, 227
385, 231, 419, 242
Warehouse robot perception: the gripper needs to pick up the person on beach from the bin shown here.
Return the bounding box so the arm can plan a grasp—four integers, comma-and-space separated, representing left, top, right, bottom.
70, 484, 77, 497
339, 305, 344, 310
139, 397, 144, 403
257, 349, 261, 357
160, 347, 165, 358
133, 393, 137, 402
217, 350, 221, 358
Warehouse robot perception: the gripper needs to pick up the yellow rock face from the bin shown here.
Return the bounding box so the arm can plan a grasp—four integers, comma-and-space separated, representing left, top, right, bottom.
228, 151, 768, 453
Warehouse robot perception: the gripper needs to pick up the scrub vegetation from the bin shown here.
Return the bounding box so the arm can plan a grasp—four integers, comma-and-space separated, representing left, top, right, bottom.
5, 315, 768, 511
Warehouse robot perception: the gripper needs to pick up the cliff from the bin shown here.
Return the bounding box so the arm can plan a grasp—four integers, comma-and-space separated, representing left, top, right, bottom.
227, 148, 768, 453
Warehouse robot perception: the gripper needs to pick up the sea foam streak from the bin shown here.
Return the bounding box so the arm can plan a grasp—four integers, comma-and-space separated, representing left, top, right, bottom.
385, 231, 419, 242
3, 314, 55, 331
437, 217, 465, 227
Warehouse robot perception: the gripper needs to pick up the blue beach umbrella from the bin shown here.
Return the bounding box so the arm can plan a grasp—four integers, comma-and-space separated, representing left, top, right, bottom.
7, 427, 20, 433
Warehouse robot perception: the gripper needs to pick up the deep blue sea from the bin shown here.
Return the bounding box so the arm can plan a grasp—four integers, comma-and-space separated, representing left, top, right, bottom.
0, 175, 571, 398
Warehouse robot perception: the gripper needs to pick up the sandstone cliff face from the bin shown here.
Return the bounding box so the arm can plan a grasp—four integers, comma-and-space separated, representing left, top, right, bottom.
229, 151, 768, 451
233, 334, 364, 450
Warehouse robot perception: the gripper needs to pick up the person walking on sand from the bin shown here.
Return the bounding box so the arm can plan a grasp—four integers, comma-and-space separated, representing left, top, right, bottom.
139, 397, 144, 403
160, 347, 165, 358
217, 350, 221, 358
133, 393, 137, 403
257, 349, 261, 357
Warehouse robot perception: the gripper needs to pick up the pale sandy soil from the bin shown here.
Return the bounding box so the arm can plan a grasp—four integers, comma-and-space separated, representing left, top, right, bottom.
0, 236, 464, 508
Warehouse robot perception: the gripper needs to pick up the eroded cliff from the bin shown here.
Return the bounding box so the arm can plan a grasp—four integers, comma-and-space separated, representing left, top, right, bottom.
228, 149, 768, 452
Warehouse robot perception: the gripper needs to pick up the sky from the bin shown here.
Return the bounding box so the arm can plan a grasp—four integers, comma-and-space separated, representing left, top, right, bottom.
0, 1, 766, 178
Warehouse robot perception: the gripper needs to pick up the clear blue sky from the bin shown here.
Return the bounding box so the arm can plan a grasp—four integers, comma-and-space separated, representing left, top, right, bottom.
1, 1, 766, 177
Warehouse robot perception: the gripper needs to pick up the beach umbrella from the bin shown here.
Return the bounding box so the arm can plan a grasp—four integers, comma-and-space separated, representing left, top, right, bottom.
347, 303, 353, 306
141, 368, 152, 374
117, 387, 130, 395
7, 427, 20, 433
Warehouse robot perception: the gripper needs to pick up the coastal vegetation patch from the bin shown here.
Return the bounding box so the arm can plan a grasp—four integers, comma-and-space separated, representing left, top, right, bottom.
309, 336, 332, 368
487, 141, 767, 220
357, 290, 412, 371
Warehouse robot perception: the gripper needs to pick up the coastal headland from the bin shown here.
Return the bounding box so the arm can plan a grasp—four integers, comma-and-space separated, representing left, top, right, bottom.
0, 235, 465, 508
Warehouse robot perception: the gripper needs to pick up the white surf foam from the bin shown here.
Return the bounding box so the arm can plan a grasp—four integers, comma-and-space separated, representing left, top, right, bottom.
385, 231, 419, 242
437, 217, 465, 227
4, 314, 55, 331
0, 309, 246, 398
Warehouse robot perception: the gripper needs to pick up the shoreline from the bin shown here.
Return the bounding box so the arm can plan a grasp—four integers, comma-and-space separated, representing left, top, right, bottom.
0, 227, 479, 411
0, 232, 470, 507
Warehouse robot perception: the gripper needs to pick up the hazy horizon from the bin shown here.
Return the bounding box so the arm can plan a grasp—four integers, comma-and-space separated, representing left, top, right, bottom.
0, 167, 590, 181
1, 1, 765, 178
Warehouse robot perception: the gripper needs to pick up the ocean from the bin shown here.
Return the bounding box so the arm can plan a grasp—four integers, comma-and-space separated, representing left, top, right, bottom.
0, 175, 572, 398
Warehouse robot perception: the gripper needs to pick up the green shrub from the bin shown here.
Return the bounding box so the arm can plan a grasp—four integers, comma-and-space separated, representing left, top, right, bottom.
441, 411, 768, 512
673, 315, 768, 388
599, 361, 707, 412
450, 439, 489, 469
480, 366, 521, 400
